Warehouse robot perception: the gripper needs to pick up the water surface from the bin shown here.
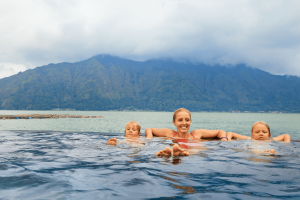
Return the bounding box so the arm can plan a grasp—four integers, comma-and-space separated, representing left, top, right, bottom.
0, 111, 300, 199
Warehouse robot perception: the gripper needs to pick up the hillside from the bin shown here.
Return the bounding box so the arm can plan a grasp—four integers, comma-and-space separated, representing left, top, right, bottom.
0, 55, 300, 112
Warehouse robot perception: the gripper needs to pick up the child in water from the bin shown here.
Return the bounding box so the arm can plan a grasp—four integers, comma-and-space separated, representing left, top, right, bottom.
107, 120, 188, 155
227, 121, 291, 154
107, 121, 141, 145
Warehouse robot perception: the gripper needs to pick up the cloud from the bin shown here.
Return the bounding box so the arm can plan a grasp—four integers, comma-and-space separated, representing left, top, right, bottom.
0, 0, 300, 79
0, 63, 28, 79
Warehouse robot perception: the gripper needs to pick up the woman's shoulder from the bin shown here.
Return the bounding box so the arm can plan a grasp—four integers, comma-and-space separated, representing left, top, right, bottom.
168, 129, 177, 137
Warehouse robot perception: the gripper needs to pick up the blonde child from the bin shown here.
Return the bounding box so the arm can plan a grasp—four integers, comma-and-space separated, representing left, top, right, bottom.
227, 121, 291, 154
107, 121, 141, 145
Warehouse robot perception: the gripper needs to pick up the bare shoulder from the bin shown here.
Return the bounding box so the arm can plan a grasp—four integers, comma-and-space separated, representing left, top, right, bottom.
151, 128, 175, 138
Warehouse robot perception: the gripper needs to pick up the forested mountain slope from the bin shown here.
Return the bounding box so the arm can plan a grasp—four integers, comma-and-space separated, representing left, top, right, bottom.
0, 55, 299, 112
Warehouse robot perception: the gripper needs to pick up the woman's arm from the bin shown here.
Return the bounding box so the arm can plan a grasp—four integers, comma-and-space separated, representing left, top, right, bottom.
145, 128, 174, 138
145, 128, 154, 138
272, 134, 291, 142
227, 132, 250, 141
193, 129, 227, 141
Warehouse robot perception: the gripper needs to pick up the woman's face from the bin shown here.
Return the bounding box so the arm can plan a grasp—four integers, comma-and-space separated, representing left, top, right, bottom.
173, 111, 191, 134
251, 124, 270, 140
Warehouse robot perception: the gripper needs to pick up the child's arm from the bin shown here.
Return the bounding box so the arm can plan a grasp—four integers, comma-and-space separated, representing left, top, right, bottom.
227, 132, 250, 141
192, 129, 227, 141
107, 138, 117, 145
145, 128, 174, 138
272, 134, 291, 142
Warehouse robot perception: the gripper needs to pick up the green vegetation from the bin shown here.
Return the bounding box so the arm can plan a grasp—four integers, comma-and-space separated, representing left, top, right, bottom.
0, 55, 300, 112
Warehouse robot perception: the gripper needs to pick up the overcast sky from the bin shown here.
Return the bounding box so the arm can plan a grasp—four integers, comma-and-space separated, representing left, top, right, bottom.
1, 0, 300, 79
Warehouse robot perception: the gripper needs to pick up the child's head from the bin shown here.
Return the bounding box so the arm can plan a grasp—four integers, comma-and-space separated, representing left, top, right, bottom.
124, 121, 141, 138
251, 121, 271, 140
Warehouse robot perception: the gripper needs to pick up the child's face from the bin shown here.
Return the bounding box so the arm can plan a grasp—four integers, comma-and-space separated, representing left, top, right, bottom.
173, 111, 191, 134
251, 124, 270, 140
125, 123, 141, 138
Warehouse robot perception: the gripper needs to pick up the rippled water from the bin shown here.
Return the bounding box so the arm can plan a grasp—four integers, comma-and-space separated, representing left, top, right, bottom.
0, 111, 300, 199
1, 130, 300, 199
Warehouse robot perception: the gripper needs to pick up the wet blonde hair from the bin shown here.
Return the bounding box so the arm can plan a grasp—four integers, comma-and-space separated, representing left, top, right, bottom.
125, 121, 141, 132
173, 108, 191, 122
251, 121, 271, 136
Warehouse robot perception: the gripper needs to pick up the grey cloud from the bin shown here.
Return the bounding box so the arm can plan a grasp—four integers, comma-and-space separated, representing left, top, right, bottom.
0, 0, 300, 79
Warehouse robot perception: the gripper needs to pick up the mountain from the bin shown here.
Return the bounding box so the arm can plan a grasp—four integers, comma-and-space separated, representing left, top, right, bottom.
0, 55, 300, 112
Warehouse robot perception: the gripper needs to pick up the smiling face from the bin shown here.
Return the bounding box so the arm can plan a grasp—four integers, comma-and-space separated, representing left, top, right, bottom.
124, 122, 141, 138
251, 123, 271, 140
172, 111, 191, 134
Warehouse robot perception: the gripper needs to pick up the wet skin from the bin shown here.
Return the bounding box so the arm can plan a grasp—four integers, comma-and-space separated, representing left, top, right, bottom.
107, 122, 141, 145
251, 124, 270, 140
264, 149, 276, 154
125, 123, 141, 138
107, 138, 117, 145
156, 144, 190, 156
172, 111, 191, 137
251, 124, 275, 153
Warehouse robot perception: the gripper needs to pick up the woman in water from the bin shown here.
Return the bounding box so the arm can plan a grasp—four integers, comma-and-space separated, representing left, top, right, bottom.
145, 108, 228, 156
226, 121, 291, 154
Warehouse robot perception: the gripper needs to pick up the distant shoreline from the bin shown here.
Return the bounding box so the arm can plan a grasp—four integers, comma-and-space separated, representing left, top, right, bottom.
0, 110, 299, 114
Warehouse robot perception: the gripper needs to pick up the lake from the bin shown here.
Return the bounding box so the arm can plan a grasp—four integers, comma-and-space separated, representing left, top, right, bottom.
0, 110, 299, 139
0, 110, 300, 199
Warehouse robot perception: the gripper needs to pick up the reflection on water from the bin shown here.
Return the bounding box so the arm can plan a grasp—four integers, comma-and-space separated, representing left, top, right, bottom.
246, 157, 272, 163
172, 185, 196, 194
0, 130, 300, 199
